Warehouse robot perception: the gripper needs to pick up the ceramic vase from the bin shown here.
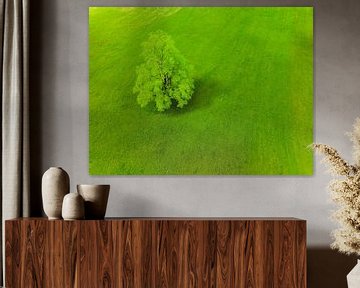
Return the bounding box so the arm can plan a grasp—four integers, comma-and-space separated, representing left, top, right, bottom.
42, 167, 70, 219
62, 192, 85, 220
77, 184, 110, 219
347, 260, 360, 288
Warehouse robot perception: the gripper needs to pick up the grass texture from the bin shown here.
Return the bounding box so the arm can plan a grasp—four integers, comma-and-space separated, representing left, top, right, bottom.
89, 7, 313, 175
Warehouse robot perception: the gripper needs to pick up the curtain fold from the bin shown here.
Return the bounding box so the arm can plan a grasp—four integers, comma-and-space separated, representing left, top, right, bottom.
0, 0, 30, 284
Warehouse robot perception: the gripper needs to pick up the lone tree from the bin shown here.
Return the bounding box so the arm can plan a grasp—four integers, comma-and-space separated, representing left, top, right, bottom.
133, 30, 194, 112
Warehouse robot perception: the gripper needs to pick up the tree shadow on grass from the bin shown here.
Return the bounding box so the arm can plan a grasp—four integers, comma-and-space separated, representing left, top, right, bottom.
137, 75, 221, 117
165, 77, 220, 117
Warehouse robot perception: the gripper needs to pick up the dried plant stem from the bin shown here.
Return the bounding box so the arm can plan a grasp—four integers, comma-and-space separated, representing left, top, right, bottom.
312, 143, 357, 176
349, 118, 360, 166
313, 119, 360, 256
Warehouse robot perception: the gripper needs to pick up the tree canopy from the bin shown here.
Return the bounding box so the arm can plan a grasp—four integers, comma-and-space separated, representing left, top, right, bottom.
133, 30, 194, 112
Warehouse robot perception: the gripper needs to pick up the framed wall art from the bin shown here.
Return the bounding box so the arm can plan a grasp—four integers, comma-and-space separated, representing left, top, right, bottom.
89, 7, 313, 175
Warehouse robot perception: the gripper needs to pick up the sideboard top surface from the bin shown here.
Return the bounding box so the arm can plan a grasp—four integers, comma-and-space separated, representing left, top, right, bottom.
6, 217, 305, 222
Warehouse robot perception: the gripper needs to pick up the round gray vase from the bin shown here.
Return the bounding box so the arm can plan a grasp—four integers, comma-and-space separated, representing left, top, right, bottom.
62, 192, 85, 220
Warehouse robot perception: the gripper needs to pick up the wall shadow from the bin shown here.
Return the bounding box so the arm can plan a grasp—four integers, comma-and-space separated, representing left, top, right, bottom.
29, 0, 45, 216
308, 248, 357, 288
108, 192, 183, 217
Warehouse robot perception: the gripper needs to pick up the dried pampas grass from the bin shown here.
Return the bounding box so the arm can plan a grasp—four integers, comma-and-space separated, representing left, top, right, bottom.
313, 118, 360, 256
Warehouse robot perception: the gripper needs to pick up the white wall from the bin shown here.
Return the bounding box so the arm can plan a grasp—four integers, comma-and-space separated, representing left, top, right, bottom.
30, 0, 360, 247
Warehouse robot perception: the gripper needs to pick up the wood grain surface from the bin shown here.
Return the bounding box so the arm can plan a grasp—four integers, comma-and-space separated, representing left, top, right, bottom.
5, 218, 306, 287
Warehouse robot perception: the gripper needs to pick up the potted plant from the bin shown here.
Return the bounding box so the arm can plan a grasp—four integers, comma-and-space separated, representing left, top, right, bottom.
312, 118, 360, 287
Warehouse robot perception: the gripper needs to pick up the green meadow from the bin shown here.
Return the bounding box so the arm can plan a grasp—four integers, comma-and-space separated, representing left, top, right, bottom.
89, 7, 313, 175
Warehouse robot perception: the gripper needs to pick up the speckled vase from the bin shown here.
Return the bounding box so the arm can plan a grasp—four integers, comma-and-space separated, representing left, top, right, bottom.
42, 167, 70, 219
77, 184, 110, 219
62, 192, 85, 220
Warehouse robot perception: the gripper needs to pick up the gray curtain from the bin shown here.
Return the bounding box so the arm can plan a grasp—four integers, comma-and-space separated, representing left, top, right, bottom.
0, 0, 30, 284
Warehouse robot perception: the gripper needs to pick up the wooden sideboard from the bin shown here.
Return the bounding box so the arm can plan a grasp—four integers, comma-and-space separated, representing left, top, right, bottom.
5, 217, 306, 287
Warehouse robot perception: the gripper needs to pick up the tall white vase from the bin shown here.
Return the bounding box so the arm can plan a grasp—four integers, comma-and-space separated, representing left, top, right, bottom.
42, 167, 70, 219
347, 260, 360, 288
